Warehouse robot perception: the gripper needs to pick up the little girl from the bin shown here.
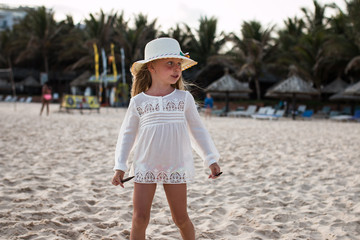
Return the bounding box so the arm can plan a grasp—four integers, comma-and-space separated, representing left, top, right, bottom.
112, 37, 221, 240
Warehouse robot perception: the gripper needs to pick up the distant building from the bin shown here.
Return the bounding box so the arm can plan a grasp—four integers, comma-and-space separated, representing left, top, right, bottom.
0, 5, 29, 31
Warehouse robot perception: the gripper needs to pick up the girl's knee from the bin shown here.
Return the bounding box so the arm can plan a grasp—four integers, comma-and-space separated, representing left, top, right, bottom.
172, 214, 192, 229
132, 212, 150, 227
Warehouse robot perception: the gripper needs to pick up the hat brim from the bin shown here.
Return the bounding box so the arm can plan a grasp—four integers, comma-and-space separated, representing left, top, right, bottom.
131, 55, 197, 76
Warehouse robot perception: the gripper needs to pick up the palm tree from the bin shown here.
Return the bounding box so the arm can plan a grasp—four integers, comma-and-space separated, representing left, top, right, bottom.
68, 10, 118, 70
55, 15, 89, 70
185, 16, 225, 67
113, 13, 158, 82
314, 9, 356, 84
294, 0, 336, 88
274, 17, 306, 76
230, 20, 275, 100
344, 0, 360, 78
13, 6, 61, 77
159, 24, 191, 50
0, 30, 12, 68
0, 30, 17, 98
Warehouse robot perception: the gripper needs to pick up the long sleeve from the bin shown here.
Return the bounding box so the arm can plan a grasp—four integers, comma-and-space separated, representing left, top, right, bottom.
185, 92, 220, 167
114, 98, 140, 171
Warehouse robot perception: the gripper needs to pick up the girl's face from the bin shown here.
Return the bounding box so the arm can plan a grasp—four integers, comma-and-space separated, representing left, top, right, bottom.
148, 58, 182, 85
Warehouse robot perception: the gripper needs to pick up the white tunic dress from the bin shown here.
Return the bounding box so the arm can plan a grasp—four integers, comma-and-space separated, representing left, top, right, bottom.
114, 89, 220, 184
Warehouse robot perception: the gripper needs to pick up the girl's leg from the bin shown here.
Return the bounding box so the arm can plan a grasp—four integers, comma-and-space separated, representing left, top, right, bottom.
130, 183, 157, 240
46, 102, 49, 115
40, 102, 45, 116
163, 184, 195, 240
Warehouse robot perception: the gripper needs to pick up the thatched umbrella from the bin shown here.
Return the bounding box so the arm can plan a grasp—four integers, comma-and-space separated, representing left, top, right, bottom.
17, 76, 41, 87
266, 74, 319, 119
343, 81, 360, 96
205, 71, 252, 113
0, 78, 11, 90
321, 77, 349, 94
330, 89, 360, 114
330, 90, 360, 101
16, 76, 41, 94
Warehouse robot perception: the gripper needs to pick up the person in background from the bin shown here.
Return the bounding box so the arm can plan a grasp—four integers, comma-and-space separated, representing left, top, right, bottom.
40, 82, 52, 116
204, 93, 214, 119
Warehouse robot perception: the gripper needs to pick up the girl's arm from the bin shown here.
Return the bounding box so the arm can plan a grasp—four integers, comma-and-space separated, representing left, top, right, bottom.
114, 98, 140, 172
185, 92, 220, 167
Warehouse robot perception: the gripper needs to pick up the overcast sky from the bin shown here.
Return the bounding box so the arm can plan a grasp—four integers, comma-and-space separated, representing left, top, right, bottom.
2, 0, 346, 33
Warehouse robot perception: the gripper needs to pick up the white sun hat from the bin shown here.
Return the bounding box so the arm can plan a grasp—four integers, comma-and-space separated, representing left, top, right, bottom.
130, 37, 197, 76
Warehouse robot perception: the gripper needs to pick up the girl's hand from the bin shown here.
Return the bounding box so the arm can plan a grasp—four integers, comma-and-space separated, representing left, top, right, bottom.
112, 170, 125, 188
208, 163, 221, 179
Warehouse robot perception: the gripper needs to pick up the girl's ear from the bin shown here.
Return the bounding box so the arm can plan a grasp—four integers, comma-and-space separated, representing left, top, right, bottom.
147, 62, 155, 73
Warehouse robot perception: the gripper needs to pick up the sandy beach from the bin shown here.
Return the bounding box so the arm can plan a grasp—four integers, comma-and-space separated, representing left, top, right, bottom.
0, 102, 359, 240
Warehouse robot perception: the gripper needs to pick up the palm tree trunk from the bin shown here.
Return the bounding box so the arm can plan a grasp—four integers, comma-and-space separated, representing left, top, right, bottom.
254, 77, 261, 100
44, 51, 49, 77
8, 58, 16, 111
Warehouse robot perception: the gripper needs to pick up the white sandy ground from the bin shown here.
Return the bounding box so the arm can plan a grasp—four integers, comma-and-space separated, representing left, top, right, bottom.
0, 102, 359, 240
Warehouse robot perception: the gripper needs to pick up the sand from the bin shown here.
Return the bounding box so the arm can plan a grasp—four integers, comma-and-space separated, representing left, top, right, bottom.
0, 102, 359, 240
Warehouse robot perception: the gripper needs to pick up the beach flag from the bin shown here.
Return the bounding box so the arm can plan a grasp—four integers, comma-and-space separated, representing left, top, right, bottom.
101, 48, 107, 87
93, 43, 99, 81
110, 43, 118, 82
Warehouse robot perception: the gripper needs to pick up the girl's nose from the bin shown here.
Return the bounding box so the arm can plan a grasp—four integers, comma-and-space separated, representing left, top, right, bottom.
174, 63, 181, 71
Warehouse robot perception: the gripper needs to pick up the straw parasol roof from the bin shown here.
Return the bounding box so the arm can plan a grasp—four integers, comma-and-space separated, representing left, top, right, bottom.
265, 81, 312, 99
0, 78, 11, 89
70, 71, 92, 87
205, 71, 252, 113
266, 74, 319, 119
265, 91, 311, 99
205, 73, 252, 93
321, 77, 349, 94
329, 90, 360, 101
17, 76, 41, 87
267, 74, 319, 95
210, 92, 250, 99
343, 81, 360, 96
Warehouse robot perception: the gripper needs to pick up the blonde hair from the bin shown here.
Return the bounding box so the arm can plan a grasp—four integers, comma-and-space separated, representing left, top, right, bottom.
131, 60, 186, 97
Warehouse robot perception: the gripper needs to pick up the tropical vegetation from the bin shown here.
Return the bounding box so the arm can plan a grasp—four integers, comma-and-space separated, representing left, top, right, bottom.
0, 0, 360, 100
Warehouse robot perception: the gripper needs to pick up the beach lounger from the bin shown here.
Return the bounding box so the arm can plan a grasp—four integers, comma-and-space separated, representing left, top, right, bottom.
329, 111, 340, 118
340, 106, 352, 115
299, 110, 314, 120
330, 110, 360, 122
289, 105, 307, 117
229, 105, 257, 117
4, 95, 12, 102
314, 106, 331, 118
271, 109, 285, 120
297, 105, 307, 115
251, 107, 272, 119
252, 109, 285, 120
351, 110, 360, 122
25, 97, 32, 103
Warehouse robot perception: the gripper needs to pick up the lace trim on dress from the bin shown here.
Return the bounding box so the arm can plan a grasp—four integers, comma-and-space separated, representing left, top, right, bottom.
163, 98, 185, 112
136, 99, 160, 116
136, 98, 185, 116
134, 171, 187, 183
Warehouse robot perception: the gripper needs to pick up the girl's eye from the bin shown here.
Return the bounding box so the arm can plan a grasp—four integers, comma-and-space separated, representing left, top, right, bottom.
167, 61, 181, 67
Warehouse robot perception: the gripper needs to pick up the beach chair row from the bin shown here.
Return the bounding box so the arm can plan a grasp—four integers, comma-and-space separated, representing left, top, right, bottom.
0, 95, 32, 103
228, 104, 360, 122
228, 105, 286, 120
